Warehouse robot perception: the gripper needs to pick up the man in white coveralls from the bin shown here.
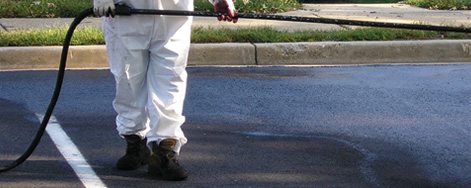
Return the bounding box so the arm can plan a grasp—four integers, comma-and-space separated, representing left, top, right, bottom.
93, 0, 237, 181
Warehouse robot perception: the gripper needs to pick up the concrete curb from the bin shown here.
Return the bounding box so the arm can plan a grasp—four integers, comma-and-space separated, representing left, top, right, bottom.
0, 45, 108, 69
1, 40, 470, 70
189, 43, 256, 65
256, 40, 471, 65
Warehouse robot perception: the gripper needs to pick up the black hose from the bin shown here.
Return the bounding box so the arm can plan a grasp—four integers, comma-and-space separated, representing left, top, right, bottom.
0, 8, 94, 173
114, 4, 471, 33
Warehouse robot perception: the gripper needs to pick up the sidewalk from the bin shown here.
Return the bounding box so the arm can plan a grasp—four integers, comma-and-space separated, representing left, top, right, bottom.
0, 3, 470, 69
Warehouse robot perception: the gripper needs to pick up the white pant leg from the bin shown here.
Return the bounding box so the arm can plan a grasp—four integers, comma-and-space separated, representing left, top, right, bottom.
102, 3, 155, 139
103, 0, 193, 152
145, 0, 194, 153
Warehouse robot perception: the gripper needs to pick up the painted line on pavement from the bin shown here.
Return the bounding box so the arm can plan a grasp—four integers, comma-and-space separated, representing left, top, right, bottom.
36, 114, 107, 188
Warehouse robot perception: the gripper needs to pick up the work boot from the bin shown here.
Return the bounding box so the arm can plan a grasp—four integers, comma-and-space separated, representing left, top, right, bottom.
116, 135, 150, 170
148, 139, 188, 181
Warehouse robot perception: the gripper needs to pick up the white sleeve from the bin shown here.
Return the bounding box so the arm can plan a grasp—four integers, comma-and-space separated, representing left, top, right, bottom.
208, 0, 215, 5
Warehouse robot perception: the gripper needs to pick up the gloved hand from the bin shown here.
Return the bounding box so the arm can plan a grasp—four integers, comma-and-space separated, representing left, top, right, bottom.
93, 0, 115, 17
210, 0, 237, 23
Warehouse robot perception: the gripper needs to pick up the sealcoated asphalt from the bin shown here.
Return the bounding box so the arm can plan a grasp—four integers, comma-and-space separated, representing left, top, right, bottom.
1, 64, 471, 187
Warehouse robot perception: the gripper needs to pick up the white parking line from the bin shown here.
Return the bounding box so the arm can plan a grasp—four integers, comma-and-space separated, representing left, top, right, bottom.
36, 114, 107, 188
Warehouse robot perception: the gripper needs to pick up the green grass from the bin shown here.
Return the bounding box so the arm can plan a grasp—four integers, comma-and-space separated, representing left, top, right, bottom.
0, 27, 103, 46
0, 0, 90, 18
192, 27, 471, 42
195, 0, 301, 13
2, 0, 467, 18
300, 0, 401, 3
403, 0, 471, 9
0, 0, 301, 18
346, 0, 400, 2
351, 0, 400, 2
1, 27, 470, 46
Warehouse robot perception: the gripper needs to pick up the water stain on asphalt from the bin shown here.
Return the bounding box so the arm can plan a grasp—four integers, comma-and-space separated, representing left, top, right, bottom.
236, 131, 448, 187
187, 67, 354, 80
183, 125, 369, 187
189, 68, 313, 79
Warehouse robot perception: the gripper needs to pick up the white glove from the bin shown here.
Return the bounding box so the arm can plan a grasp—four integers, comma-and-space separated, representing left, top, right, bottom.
94, 0, 115, 17
209, 0, 237, 23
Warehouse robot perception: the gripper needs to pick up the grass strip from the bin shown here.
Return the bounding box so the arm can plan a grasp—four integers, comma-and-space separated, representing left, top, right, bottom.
0, 27, 104, 46
195, 0, 301, 13
403, 0, 471, 10
299, 0, 401, 3
1, 27, 471, 46
0, 0, 468, 18
0, 0, 301, 18
0, 0, 91, 18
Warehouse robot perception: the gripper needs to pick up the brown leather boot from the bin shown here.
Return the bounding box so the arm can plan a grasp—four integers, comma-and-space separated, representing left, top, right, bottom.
148, 139, 188, 181
116, 135, 150, 170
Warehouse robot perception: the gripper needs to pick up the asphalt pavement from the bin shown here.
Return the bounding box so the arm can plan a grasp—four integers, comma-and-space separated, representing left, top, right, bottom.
1, 64, 471, 187
1, 3, 471, 188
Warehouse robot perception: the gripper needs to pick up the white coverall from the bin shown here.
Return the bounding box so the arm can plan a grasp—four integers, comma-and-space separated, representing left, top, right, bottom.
102, 0, 194, 153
